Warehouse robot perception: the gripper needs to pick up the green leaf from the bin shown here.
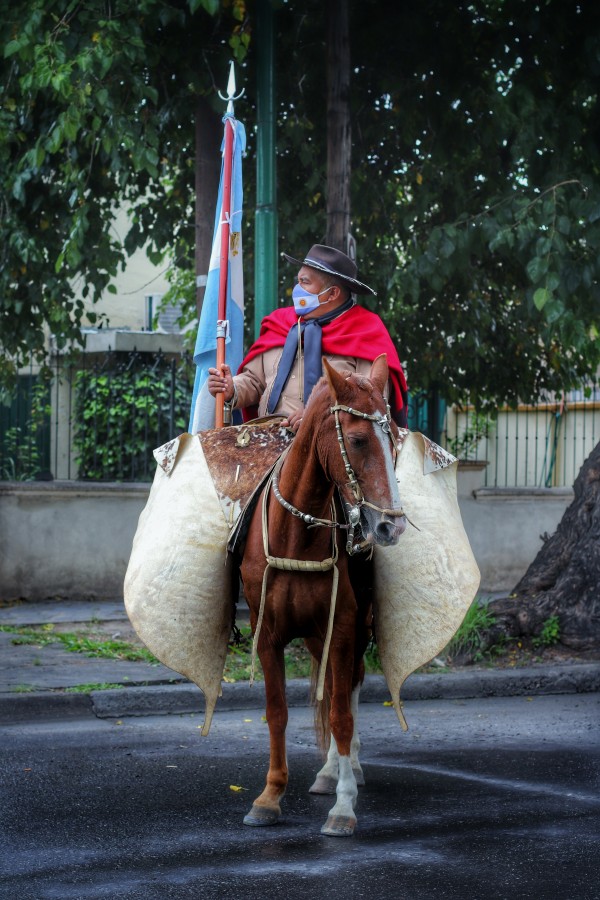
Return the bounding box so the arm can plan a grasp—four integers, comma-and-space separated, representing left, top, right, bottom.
188, 0, 218, 14
4, 40, 23, 58
526, 256, 549, 283
533, 287, 550, 311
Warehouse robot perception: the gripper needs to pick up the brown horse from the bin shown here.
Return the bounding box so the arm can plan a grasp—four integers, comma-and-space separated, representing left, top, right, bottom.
239, 354, 406, 836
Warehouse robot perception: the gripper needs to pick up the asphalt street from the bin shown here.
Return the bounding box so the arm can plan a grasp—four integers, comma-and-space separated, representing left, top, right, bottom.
1, 598, 599, 899
1, 693, 599, 900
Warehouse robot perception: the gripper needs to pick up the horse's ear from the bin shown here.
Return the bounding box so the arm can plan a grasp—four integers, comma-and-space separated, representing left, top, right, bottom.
369, 353, 389, 395
322, 357, 348, 401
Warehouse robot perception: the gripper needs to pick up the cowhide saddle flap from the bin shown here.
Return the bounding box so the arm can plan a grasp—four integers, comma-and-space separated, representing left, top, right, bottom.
197, 417, 294, 553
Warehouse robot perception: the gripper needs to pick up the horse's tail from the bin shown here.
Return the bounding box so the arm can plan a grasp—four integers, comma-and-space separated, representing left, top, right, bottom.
310, 658, 330, 755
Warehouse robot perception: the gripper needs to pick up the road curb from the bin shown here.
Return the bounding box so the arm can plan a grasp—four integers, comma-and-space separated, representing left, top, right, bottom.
1, 663, 599, 725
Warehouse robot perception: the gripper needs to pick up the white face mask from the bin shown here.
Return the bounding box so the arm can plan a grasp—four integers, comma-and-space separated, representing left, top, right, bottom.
292, 283, 331, 315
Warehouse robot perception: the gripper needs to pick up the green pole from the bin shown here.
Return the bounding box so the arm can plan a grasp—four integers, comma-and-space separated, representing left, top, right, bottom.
254, 0, 278, 338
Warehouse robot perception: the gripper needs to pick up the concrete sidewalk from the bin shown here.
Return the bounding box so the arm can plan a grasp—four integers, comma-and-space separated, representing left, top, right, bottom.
1, 598, 599, 725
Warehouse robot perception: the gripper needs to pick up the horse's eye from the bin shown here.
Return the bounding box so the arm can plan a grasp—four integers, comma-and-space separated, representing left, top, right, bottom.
348, 435, 368, 450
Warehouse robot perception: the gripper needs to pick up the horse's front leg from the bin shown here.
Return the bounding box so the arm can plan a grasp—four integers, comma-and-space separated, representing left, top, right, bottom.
309, 684, 364, 794
321, 644, 358, 836
243, 642, 288, 827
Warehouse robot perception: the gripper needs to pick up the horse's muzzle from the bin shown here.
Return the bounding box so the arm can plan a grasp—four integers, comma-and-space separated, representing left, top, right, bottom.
370, 516, 407, 547
374, 515, 406, 546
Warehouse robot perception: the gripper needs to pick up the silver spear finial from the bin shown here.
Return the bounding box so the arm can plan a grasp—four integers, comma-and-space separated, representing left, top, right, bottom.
219, 60, 245, 115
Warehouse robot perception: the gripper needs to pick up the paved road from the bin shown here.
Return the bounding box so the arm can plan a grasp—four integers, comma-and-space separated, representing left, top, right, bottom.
2, 693, 598, 900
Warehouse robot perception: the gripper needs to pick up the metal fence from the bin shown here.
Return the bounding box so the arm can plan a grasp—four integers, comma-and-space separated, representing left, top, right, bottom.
1, 349, 193, 483
443, 384, 600, 488
1, 350, 599, 487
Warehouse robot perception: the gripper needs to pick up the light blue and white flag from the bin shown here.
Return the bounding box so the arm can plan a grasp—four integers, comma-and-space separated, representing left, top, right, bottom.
188, 114, 246, 433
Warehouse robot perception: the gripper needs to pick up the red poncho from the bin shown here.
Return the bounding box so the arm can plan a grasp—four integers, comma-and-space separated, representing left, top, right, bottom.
239, 305, 408, 422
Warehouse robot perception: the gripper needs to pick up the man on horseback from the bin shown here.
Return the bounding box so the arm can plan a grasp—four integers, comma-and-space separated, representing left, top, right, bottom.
207, 244, 408, 432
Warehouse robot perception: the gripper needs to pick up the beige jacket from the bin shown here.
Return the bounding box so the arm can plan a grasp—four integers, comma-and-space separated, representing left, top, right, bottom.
232, 346, 387, 417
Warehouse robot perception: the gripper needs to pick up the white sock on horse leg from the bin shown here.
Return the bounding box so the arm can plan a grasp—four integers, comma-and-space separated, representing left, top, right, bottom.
326, 750, 358, 821
316, 734, 340, 782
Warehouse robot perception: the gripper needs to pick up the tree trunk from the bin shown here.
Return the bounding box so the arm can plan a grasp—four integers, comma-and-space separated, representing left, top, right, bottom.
488, 439, 600, 651
325, 0, 351, 253
195, 99, 222, 316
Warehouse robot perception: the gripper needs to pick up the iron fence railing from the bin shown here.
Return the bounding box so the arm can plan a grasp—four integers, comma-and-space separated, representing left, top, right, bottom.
1, 349, 193, 483
1, 350, 598, 488
442, 384, 600, 488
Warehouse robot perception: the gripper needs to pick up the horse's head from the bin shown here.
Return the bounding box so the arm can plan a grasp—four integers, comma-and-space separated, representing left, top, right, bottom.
321, 355, 407, 550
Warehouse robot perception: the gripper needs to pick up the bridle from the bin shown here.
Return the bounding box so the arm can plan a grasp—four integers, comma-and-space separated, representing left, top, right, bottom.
271, 400, 406, 555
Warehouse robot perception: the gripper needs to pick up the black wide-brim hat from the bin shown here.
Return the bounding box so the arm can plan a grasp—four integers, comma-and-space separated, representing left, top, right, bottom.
283, 244, 376, 296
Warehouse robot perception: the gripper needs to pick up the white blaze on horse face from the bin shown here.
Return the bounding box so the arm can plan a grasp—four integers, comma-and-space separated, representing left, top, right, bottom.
360, 417, 406, 546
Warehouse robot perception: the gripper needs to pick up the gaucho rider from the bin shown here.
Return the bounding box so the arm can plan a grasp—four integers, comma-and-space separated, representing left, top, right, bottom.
207, 244, 408, 431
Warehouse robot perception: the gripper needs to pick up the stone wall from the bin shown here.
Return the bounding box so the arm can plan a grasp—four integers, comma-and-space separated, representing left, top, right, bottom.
0, 467, 573, 600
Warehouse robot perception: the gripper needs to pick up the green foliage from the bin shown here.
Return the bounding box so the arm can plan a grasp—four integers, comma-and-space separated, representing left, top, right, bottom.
73, 355, 192, 481
156, 256, 199, 355
363, 640, 382, 675
2, 0, 600, 416
0, 0, 249, 383
1, 624, 159, 663
446, 599, 500, 662
272, 0, 600, 408
65, 683, 127, 693
447, 412, 494, 461
533, 615, 561, 648
0, 375, 50, 480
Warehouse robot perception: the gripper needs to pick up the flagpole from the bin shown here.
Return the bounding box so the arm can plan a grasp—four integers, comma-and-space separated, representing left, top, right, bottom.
215, 63, 243, 428
215, 116, 233, 428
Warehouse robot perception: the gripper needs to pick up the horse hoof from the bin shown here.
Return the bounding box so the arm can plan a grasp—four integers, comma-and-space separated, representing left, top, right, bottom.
243, 804, 280, 827
309, 775, 337, 795
321, 815, 357, 837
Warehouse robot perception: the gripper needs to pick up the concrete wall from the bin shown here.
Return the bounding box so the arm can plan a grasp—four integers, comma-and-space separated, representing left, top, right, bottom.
0, 482, 149, 601
0, 467, 574, 601
456, 463, 573, 594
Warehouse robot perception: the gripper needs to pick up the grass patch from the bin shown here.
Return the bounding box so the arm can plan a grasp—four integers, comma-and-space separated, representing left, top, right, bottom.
223, 629, 314, 682
223, 627, 384, 683
444, 598, 507, 662
65, 683, 127, 693
532, 615, 560, 648
0, 625, 158, 664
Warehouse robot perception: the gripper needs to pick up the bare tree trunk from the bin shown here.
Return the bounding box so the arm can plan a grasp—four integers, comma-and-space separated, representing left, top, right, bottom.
195, 99, 222, 316
487, 440, 600, 651
325, 0, 351, 252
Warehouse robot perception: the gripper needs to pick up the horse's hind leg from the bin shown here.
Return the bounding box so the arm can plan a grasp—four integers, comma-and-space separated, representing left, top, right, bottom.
309, 733, 339, 795
309, 685, 364, 794
349, 684, 365, 786
320, 740, 358, 836
243, 643, 288, 827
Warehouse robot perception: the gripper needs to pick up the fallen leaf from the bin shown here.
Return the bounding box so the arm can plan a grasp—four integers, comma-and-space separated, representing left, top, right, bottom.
243, 718, 252, 723
383, 701, 393, 707
229, 784, 248, 792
